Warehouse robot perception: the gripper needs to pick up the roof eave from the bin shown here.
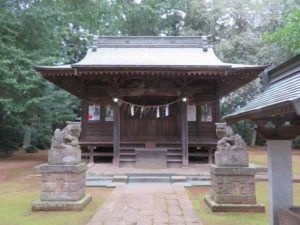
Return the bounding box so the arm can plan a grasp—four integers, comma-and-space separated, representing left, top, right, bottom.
268, 54, 300, 74
38, 64, 266, 71
224, 100, 296, 124
72, 64, 233, 70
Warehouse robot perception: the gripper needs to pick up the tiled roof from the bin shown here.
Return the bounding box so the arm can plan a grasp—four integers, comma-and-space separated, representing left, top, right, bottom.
225, 55, 300, 122
36, 36, 265, 69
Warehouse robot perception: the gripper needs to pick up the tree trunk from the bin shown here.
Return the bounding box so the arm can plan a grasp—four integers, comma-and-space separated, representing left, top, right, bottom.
22, 126, 32, 150
250, 128, 257, 146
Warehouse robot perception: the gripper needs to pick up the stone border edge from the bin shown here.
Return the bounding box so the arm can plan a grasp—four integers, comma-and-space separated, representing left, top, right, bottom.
32, 194, 92, 211
204, 195, 265, 213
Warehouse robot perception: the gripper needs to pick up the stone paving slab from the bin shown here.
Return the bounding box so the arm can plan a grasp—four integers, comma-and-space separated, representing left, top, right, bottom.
86, 183, 202, 225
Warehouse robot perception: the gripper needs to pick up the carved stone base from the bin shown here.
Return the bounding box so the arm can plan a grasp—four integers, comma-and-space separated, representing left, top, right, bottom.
215, 149, 249, 167
204, 164, 265, 212
210, 165, 258, 204
204, 195, 265, 213
32, 163, 91, 211
32, 194, 92, 211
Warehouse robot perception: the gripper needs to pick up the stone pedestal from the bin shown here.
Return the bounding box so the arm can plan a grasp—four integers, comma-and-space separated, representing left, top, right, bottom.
215, 149, 249, 167
32, 163, 91, 211
204, 165, 265, 212
32, 122, 92, 211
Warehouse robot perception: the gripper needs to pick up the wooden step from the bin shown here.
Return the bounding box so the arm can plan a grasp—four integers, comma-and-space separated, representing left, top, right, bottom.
189, 153, 209, 157
167, 161, 182, 168
167, 150, 182, 154
167, 159, 182, 162
120, 143, 145, 148
119, 152, 136, 156
167, 155, 182, 159
166, 152, 182, 156
119, 147, 135, 150
156, 143, 181, 148
119, 158, 135, 162
82, 152, 113, 157
119, 162, 135, 167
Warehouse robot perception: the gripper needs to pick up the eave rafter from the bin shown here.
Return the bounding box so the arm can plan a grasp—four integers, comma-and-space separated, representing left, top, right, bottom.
36, 66, 264, 101
226, 102, 296, 124
76, 69, 223, 80
217, 70, 261, 96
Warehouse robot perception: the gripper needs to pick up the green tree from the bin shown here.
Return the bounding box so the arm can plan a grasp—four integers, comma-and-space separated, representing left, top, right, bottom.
264, 10, 300, 55
0, 1, 81, 155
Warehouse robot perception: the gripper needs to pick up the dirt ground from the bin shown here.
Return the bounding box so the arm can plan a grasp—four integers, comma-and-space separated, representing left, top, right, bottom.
0, 150, 47, 181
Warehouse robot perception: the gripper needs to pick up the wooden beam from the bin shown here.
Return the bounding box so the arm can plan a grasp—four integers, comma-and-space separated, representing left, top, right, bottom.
113, 101, 120, 166
121, 88, 182, 97
257, 124, 300, 140
181, 101, 189, 166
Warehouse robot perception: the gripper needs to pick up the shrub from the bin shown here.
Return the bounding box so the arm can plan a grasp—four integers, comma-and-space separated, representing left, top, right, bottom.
0, 122, 23, 156
293, 135, 300, 149
24, 145, 38, 153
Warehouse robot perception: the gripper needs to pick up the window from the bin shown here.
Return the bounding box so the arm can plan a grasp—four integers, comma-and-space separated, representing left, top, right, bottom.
105, 105, 114, 121
200, 105, 213, 122
88, 105, 100, 121
187, 104, 197, 121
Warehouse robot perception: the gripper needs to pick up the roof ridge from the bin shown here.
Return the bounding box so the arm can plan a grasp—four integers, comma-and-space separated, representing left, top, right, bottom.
91, 36, 210, 50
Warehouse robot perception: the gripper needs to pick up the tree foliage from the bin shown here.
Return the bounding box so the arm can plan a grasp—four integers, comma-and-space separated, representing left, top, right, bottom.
264, 9, 300, 55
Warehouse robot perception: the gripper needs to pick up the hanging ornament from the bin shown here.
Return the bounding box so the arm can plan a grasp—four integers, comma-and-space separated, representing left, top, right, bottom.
130, 105, 135, 116
140, 107, 144, 118
165, 105, 169, 117
156, 107, 160, 118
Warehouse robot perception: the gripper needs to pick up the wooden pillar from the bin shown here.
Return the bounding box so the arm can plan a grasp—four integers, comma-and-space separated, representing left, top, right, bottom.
181, 101, 188, 167
267, 140, 293, 225
113, 101, 120, 167
214, 99, 220, 122
208, 147, 213, 164
81, 101, 88, 139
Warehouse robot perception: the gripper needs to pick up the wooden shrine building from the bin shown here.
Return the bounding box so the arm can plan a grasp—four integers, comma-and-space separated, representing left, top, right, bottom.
35, 36, 265, 167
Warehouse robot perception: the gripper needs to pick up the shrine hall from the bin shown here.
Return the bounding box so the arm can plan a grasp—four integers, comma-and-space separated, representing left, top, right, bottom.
35, 36, 265, 168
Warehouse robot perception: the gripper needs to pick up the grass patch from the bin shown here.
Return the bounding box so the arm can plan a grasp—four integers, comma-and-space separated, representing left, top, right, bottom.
0, 176, 111, 225
0, 151, 112, 225
188, 182, 300, 225
248, 147, 300, 176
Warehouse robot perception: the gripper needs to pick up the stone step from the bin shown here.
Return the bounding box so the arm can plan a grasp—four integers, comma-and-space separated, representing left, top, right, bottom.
128, 175, 171, 183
